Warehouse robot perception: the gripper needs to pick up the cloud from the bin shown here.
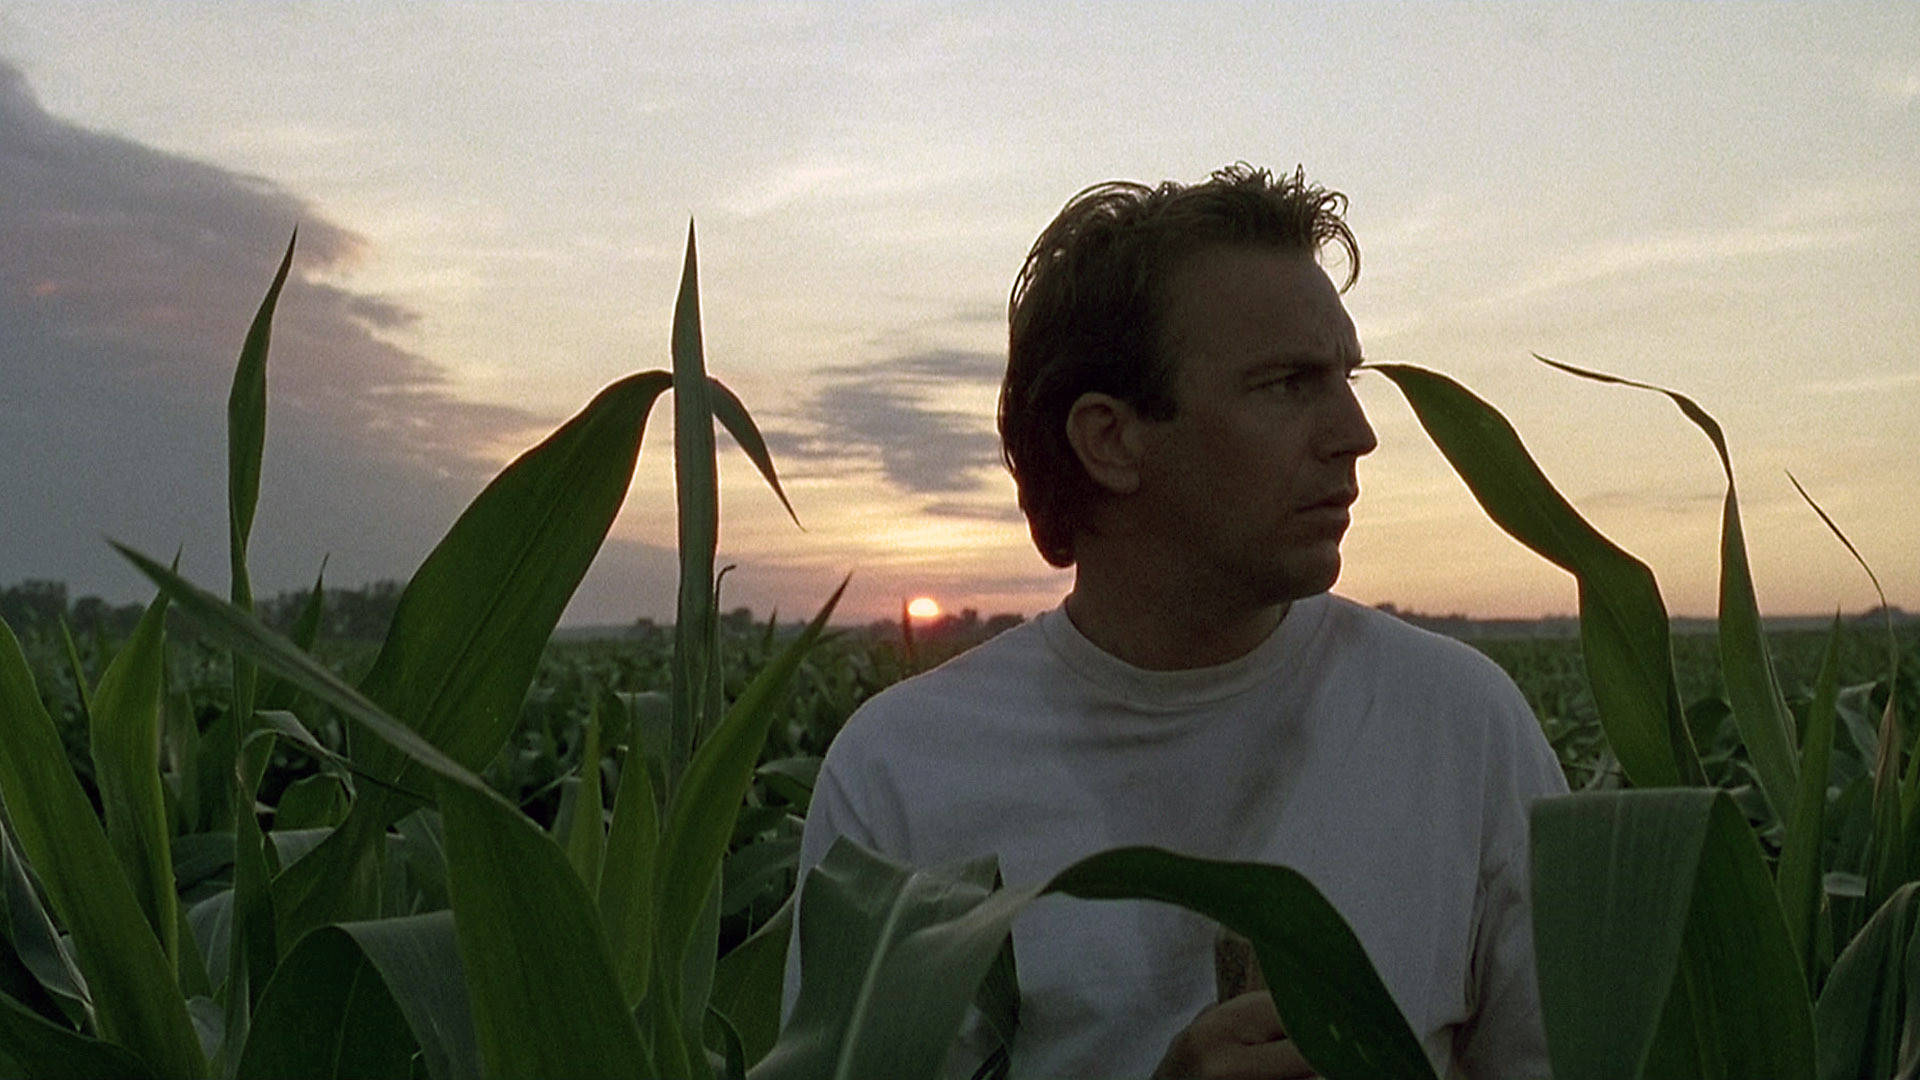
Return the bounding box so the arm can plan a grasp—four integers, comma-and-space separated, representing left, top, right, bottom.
764, 347, 1005, 496
0, 57, 548, 601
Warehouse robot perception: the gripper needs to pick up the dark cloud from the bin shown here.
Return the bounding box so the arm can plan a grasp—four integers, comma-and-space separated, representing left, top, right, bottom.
0, 58, 551, 603
765, 347, 1005, 495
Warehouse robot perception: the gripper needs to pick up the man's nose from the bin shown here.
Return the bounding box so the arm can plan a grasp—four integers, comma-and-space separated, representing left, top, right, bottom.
1322, 383, 1378, 459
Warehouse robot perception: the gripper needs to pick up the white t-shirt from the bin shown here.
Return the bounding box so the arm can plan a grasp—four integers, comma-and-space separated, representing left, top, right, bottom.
785, 592, 1568, 1079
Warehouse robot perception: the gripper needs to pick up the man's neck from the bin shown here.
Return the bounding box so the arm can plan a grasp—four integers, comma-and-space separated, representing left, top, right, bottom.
1063, 573, 1290, 672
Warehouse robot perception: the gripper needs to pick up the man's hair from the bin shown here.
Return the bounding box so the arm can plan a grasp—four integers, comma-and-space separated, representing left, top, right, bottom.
998, 162, 1360, 567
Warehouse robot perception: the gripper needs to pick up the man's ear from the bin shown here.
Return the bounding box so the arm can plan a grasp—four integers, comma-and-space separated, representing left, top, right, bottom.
1065, 392, 1146, 496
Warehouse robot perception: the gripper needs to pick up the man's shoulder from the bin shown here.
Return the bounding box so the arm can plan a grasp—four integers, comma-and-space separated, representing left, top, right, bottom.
832, 613, 1057, 749
1319, 594, 1513, 683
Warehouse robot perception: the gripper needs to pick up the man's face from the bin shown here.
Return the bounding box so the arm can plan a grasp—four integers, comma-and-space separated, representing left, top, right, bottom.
1130, 245, 1377, 608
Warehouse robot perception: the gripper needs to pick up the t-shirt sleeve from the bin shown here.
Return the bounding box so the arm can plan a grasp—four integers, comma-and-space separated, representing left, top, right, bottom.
1455, 677, 1570, 1079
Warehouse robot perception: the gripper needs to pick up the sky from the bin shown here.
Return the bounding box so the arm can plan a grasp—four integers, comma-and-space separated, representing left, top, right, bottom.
1, 3, 1916, 625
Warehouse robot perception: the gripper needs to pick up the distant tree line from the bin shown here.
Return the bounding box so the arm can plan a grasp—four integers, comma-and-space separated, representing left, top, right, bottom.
1, 578, 408, 643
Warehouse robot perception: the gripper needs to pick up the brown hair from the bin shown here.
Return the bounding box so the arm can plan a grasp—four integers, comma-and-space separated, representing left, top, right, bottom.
999, 163, 1359, 567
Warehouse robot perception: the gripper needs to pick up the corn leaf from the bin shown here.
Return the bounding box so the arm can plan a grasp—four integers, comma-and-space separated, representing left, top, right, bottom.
0, 619, 205, 1080
564, 707, 605, 893
709, 376, 800, 528
671, 221, 720, 787
1048, 847, 1436, 1080
267, 369, 674, 943
236, 912, 476, 1080
1373, 363, 1700, 788
600, 744, 659, 1009
438, 778, 648, 1080
651, 576, 846, 1066
258, 559, 327, 713
0, 991, 155, 1080
1535, 356, 1798, 822
1, 816, 91, 1029
1779, 617, 1844, 981
761, 839, 1432, 1080
234, 925, 415, 1080
86, 590, 177, 967
1531, 790, 1815, 1079
1815, 882, 1920, 1080
55, 617, 91, 726
751, 841, 1018, 1080
710, 893, 795, 1068
227, 229, 294, 611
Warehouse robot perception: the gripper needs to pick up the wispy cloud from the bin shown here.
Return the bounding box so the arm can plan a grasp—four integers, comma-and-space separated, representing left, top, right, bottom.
762, 347, 1004, 496
0, 57, 545, 598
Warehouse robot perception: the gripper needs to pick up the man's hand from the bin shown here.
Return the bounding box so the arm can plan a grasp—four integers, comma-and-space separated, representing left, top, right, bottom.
1151, 991, 1318, 1079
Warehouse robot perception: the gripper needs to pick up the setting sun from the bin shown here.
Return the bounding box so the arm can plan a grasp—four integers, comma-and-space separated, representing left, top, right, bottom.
906, 596, 942, 620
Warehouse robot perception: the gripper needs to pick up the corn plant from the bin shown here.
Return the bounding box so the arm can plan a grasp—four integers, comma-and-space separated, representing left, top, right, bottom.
0, 223, 841, 1079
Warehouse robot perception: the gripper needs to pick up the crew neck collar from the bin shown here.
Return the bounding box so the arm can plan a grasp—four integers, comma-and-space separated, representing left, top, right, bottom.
1038, 593, 1329, 713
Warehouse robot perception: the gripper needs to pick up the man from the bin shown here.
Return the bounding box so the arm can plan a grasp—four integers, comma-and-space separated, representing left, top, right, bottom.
787, 164, 1569, 1078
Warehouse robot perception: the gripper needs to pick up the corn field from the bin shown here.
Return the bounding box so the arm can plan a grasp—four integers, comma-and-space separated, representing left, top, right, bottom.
0, 230, 1914, 1079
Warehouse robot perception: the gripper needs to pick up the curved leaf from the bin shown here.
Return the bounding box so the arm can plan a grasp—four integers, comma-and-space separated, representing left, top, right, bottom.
439, 779, 647, 1080
762, 838, 1433, 1080
1531, 790, 1815, 1079
1534, 356, 1799, 825
87, 591, 177, 967
709, 376, 800, 529
1373, 363, 1699, 789
237, 912, 477, 1080
0, 991, 154, 1080
1816, 882, 1920, 1080
255, 368, 673, 942
1049, 848, 1435, 1079
711, 894, 795, 1068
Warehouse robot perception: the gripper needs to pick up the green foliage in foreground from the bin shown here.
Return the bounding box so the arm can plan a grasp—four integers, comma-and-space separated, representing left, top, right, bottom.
0, 232, 1913, 1080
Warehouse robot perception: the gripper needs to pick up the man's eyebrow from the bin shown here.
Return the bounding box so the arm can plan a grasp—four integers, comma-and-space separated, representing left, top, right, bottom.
1244, 351, 1365, 372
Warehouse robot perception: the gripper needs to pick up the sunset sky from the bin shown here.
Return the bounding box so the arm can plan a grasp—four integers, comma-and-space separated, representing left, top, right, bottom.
3, 3, 1916, 625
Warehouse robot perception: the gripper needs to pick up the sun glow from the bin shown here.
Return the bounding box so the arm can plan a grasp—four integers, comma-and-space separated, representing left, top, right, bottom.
906, 596, 942, 620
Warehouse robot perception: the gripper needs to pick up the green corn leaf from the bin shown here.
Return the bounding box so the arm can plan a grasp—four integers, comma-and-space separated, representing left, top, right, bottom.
259, 559, 327, 713
228, 230, 295, 601
0, 990, 155, 1080
438, 778, 648, 1080
1535, 356, 1798, 823
1788, 474, 1908, 914
672, 220, 720, 788
1815, 882, 1920, 1080
710, 892, 795, 1068
86, 589, 177, 967
0, 619, 205, 1080
2, 814, 92, 1030
1373, 363, 1700, 789
234, 924, 416, 1080
267, 369, 673, 944
114, 546, 493, 800
652, 576, 846, 1063
1530, 790, 1815, 1079
1779, 616, 1844, 982
761, 838, 1433, 1080
600, 738, 659, 1009
55, 616, 91, 726
709, 376, 800, 528
564, 706, 606, 894
1047, 848, 1436, 1080
752, 842, 1017, 1080
236, 912, 477, 1080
